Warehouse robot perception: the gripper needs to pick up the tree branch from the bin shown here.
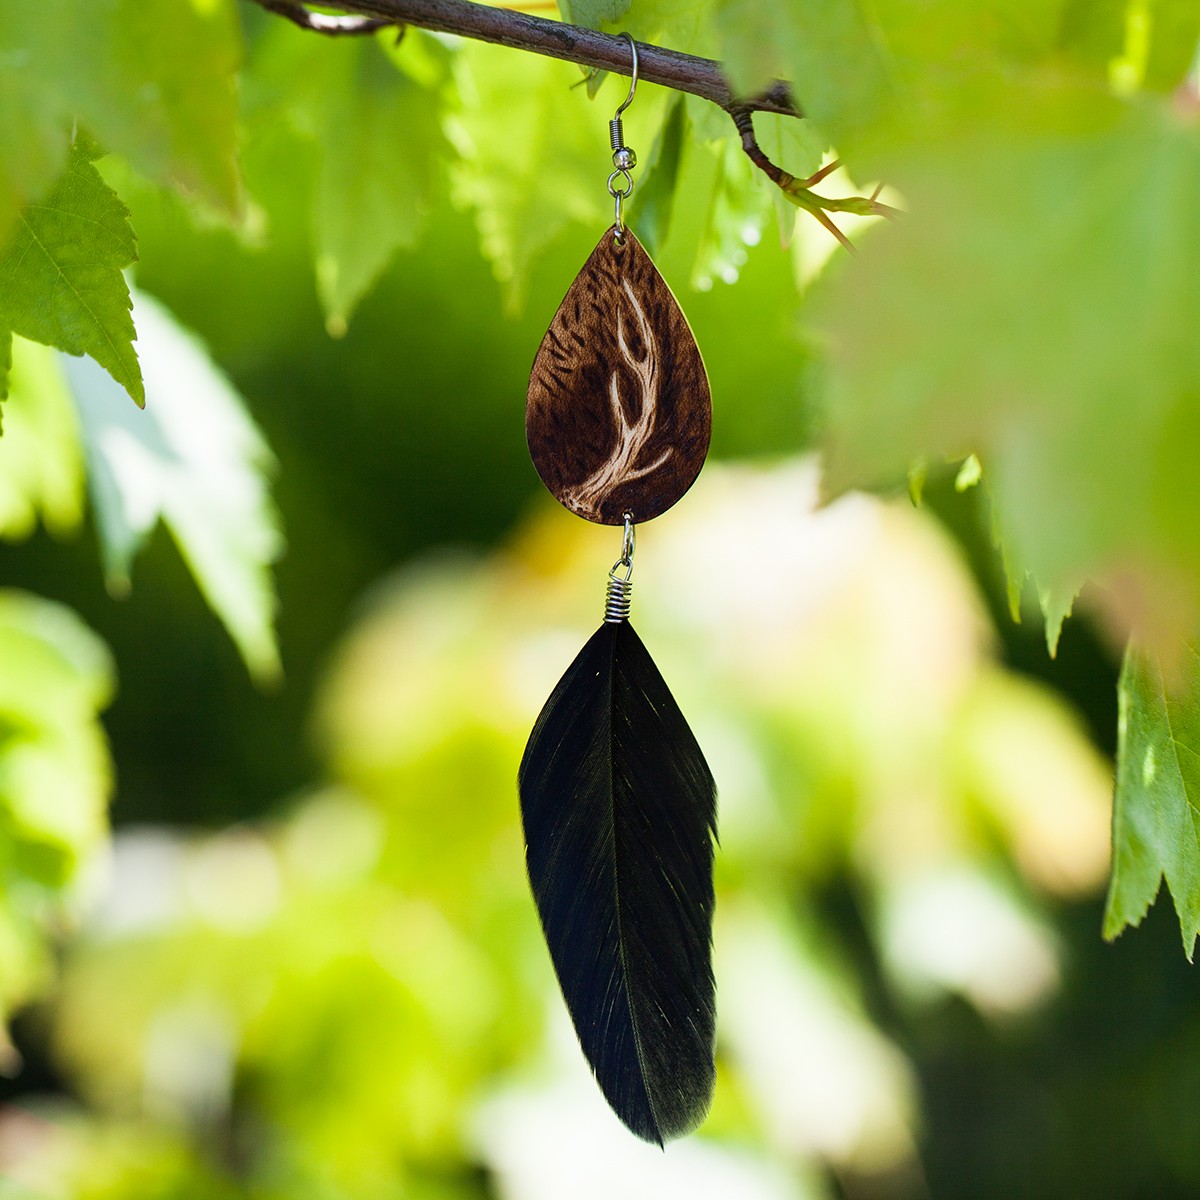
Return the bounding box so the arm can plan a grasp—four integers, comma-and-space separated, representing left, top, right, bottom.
249, 0, 896, 246
247, 0, 801, 118
259, 0, 393, 35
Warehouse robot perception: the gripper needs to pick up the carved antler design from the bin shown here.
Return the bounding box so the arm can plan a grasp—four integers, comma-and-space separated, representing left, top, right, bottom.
562, 279, 673, 520
527, 229, 709, 524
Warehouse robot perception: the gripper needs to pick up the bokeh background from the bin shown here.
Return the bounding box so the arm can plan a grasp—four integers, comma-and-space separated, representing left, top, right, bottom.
1, 10, 1199, 1200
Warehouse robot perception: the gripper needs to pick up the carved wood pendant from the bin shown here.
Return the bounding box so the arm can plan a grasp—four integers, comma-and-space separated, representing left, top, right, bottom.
527, 228, 712, 525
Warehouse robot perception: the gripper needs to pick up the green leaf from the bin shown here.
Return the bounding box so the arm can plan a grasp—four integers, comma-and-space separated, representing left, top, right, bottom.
714, 0, 1076, 173
0, 327, 9, 406
620, 0, 715, 55
0, 8, 71, 244
627, 95, 686, 256
1142, 0, 1200, 91
984, 480, 1080, 656
0, 589, 112, 1021
907, 457, 927, 506
0, 0, 240, 218
63, 0, 242, 213
1105, 641, 1200, 956
252, 27, 450, 328
691, 135, 771, 290
305, 38, 447, 331
560, 0, 632, 25
0, 144, 142, 406
756, 110, 828, 240
712, 0, 812, 96
62, 291, 283, 683
1038, 582, 1078, 659
1058, 0, 1127, 73
711, 0, 896, 165
1069, 0, 1200, 93
448, 44, 610, 308
0, 338, 84, 540
954, 453, 983, 492
817, 86, 1200, 647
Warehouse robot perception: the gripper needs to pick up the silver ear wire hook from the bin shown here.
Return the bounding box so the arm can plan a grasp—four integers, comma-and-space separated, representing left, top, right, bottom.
613, 33, 639, 122
607, 33, 639, 241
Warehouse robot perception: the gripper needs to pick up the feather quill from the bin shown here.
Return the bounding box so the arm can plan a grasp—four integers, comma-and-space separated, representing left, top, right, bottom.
518, 619, 717, 1144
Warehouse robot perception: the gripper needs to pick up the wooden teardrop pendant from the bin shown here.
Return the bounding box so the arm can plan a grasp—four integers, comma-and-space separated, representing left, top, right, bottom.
526, 228, 711, 525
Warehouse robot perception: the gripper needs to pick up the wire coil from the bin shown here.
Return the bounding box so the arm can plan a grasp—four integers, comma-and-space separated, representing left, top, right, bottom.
604, 512, 635, 623
604, 572, 632, 623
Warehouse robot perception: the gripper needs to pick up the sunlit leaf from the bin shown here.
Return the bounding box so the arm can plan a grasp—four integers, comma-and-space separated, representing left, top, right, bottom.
712, 0, 814, 95
560, 0, 631, 25
619, 0, 714, 55
63, 0, 242, 213
0, 0, 240, 219
0, 7, 70, 244
711, 0, 895, 165
1058, 0, 1126, 73
1142, 0, 1200, 91
0, 327, 9, 407
713, 0, 1079, 175
0, 337, 84, 540
1038, 582, 1078, 660
691, 136, 771, 289
62, 291, 282, 683
986, 479, 1081, 656
1075, 0, 1200, 93
755, 110, 827, 240
818, 86, 1200, 646
0, 589, 112, 1021
626, 95, 686, 256
304, 37, 447, 331
0, 143, 142, 406
1106, 641, 1200, 955
448, 44, 609, 308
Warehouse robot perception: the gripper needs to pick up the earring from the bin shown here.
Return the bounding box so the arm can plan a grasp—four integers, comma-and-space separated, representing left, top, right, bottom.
518, 34, 717, 1146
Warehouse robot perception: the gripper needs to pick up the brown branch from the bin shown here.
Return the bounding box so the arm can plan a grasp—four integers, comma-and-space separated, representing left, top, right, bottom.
732, 107, 899, 250
248, 0, 897, 247
259, 0, 392, 34
246, 0, 802, 118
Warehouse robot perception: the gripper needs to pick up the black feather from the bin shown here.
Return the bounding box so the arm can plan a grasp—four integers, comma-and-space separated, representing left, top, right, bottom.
518, 620, 717, 1144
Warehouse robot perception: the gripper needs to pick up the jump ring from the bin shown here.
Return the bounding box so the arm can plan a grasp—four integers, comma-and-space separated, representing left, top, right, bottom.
607, 169, 634, 199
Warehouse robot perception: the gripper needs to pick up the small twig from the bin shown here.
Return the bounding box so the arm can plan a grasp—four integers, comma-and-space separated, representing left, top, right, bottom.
732, 108, 899, 251
260, 0, 393, 34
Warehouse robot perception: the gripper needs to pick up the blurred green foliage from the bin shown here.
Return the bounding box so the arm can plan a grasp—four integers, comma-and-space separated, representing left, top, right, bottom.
0, 0, 1199, 1195
2, 475, 1119, 1198
0, 591, 111, 1040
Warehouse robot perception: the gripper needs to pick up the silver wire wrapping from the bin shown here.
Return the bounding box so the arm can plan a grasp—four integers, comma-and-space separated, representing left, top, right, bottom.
604, 514, 635, 623
604, 572, 632, 623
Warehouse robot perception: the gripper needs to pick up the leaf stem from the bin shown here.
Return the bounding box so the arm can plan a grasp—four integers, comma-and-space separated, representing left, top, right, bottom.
731, 109, 898, 250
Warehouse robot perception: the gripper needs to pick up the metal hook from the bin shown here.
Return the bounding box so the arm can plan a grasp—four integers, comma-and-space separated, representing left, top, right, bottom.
604, 512, 636, 623
608, 34, 639, 241
620, 511, 635, 564
613, 33, 639, 119
609, 512, 635, 581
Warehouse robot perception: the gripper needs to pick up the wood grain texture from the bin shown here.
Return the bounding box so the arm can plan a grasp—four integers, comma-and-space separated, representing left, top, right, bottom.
527, 228, 712, 525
